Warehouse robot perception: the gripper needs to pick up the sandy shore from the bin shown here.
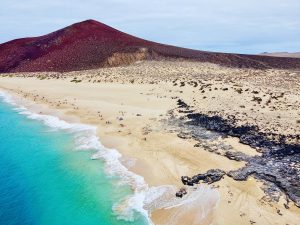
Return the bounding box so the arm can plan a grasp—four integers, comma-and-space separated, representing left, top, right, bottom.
1, 61, 299, 224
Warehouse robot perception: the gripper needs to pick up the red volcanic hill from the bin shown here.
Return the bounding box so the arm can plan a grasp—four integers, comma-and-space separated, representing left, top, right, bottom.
1, 19, 300, 73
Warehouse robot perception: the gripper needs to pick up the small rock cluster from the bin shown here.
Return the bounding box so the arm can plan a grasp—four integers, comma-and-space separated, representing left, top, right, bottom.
181, 169, 226, 186
175, 187, 187, 198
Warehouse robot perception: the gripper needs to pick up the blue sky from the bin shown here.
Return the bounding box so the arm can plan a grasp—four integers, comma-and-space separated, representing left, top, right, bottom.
0, 0, 299, 53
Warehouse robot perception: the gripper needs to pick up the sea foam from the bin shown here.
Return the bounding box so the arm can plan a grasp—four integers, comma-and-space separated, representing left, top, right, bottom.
0, 90, 220, 225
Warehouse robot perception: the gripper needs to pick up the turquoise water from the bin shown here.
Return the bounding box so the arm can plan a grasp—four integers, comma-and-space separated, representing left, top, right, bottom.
0, 96, 149, 225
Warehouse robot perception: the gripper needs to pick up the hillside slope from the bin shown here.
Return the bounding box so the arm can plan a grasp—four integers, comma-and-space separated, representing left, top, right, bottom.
1, 19, 300, 73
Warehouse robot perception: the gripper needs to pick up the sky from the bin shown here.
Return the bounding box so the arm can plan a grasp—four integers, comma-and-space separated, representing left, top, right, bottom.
0, 0, 299, 54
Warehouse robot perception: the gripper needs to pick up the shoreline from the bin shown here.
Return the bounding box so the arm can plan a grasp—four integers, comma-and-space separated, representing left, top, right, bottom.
0, 90, 156, 223
0, 89, 220, 225
1, 61, 299, 224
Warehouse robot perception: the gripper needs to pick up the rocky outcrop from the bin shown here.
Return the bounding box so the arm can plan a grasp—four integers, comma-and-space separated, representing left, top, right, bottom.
224, 151, 249, 161
181, 169, 226, 186
172, 99, 300, 207
103, 48, 151, 67
186, 112, 300, 157
175, 187, 187, 198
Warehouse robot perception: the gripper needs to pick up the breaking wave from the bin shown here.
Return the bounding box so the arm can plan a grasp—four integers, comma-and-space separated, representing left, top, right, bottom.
0, 90, 220, 225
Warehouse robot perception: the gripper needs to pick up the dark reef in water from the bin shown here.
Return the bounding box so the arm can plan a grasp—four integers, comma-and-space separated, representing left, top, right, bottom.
174, 99, 300, 207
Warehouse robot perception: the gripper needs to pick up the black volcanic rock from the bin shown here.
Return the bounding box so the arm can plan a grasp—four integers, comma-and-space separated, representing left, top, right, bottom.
173, 100, 300, 207
181, 169, 225, 186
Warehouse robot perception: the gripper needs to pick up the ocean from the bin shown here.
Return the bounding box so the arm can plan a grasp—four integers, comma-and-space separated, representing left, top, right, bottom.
0, 92, 150, 225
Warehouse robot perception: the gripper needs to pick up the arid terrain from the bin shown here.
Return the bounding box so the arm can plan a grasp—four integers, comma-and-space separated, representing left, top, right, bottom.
1, 20, 300, 74
1, 60, 299, 225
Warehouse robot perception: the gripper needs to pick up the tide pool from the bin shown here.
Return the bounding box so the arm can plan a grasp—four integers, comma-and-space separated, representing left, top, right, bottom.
0, 94, 149, 225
